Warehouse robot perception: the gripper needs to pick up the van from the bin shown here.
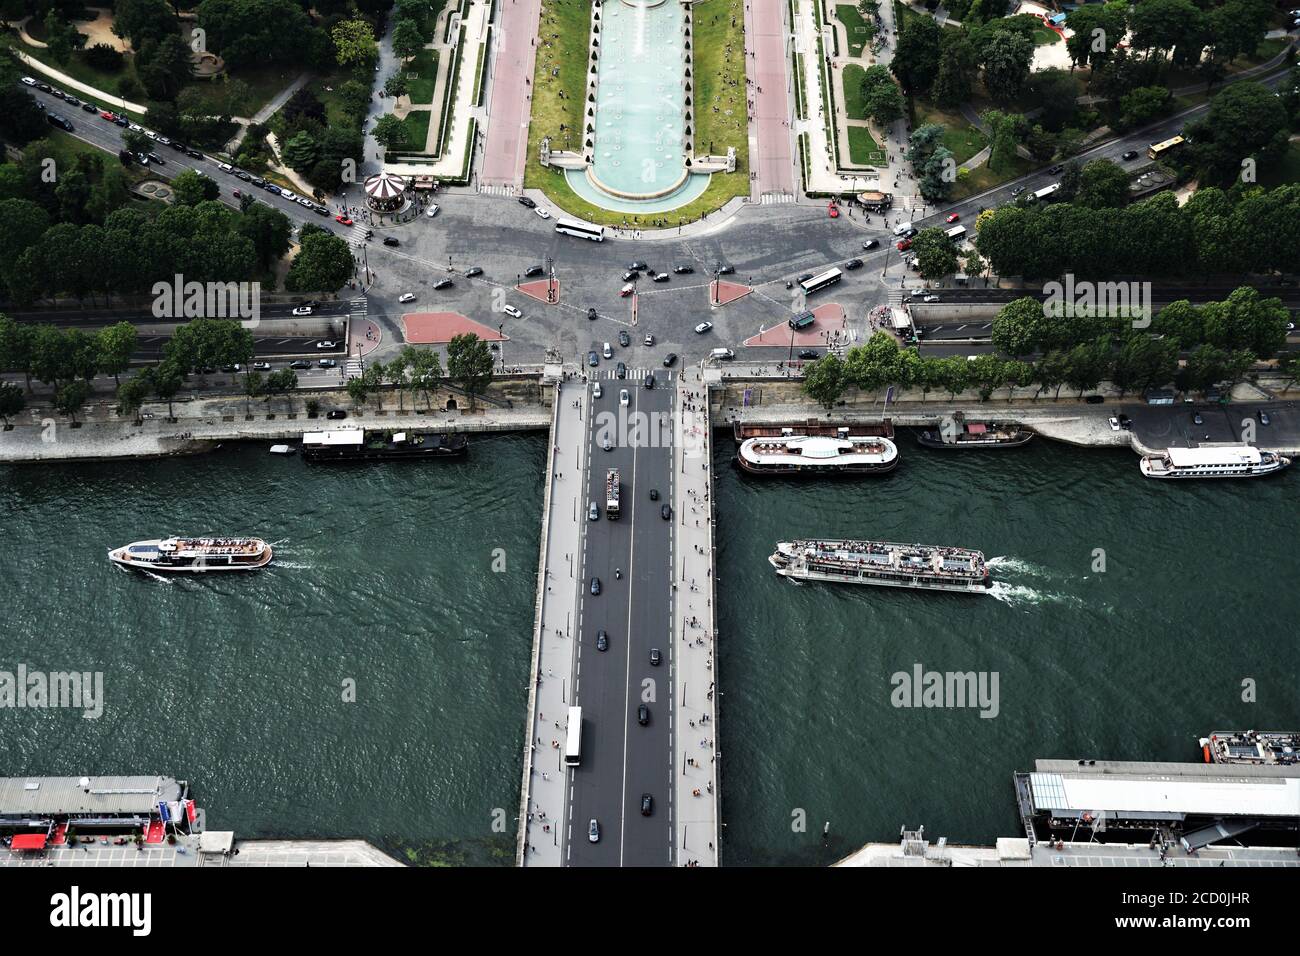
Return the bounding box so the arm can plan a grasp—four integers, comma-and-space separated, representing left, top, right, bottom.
710, 348, 735, 361
892, 221, 915, 237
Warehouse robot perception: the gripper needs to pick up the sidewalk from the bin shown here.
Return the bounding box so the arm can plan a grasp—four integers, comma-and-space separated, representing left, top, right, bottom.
517, 378, 588, 865
480, 0, 543, 188
672, 367, 720, 867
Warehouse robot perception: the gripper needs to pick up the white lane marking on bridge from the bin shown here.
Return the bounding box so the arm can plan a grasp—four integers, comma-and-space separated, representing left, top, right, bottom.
617, 385, 642, 866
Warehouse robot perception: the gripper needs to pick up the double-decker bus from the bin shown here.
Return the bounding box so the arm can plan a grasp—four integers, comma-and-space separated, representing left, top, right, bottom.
798, 268, 843, 296
564, 706, 583, 767
1147, 136, 1184, 161
554, 220, 605, 241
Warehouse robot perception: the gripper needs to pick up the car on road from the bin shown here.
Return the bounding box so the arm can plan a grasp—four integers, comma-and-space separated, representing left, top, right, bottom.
425, 203, 440, 218
1108, 417, 1121, 431
1049, 164, 1064, 175
524, 265, 544, 278
715, 264, 734, 275
798, 349, 819, 359
619, 388, 629, 406
649, 648, 661, 666
266, 184, 282, 195
643, 333, 654, 346
946, 213, 961, 223
1118, 414, 1132, 429
663, 352, 678, 367
862, 239, 879, 250
694, 322, 712, 334
1121, 150, 1139, 161
116, 117, 131, 128
146, 152, 164, 165
185, 148, 202, 158
592, 381, 602, 399
590, 576, 601, 595
1084, 395, 1104, 404
335, 215, 352, 226
398, 293, 417, 303
220, 363, 241, 373
602, 342, 613, 359
620, 283, 635, 297
517, 196, 537, 209
618, 330, 630, 347
673, 264, 694, 274
628, 261, 648, 271
827, 201, 839, 218
534, 207, 551, 220
640, 793, 653, 815
1010, 185, 1026, 196
289, 360, 311, 370
98, 110, 114, 120
587, 307, 598, 320
316, 340, 337, 349
922, 294, 940, 303
637, 704, 649, 726
465, 267, 483, 278
597, 629, 608, 651
252, 361, 272, 371
384, 237, 400, 246
292, 306, 313, 316
1259, 410, 1271, 426
81, 102, 97, 113
589, 502, 599, 521
326, 409, 347, 419
588, 819, 600, 843
588, 350, 599, 366
844, 258, 863, 270
661, 503, 671, 520
502, 304, 522, 318
20, 77, 35, 86
622, 270, 639, 281
318, 359, 337, 369
602, 437, 612, 451
1193, 412, 1204, 425
615, 362, 626, 379
897, 238, 913, 251
652, 272, 670, 282
649, 488, 659, 500
433, 278, 454, 290
644, 372, 654, 389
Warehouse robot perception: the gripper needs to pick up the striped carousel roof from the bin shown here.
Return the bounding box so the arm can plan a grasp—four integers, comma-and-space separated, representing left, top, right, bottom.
363, 171, 408, 201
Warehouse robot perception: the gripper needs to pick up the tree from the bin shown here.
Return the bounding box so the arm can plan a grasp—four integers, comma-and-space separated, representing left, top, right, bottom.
1034, 349, 1069, 399
236, 203, 293, 272
0, 84, 51, 145
0, 381, 25, 428
55, 379, 90, 424
892, 17, 942, 95
1111, 334, 1177, 396
1186, 81, 1290, 186
404, 345, 443, 409
1028, 68, 1080, 132
346, 375, 369, 407
44, 12, 88, 65
285, 231, 354, 292
372, 114, 409, 151
911, 227, 959, 282
1065, 4, 1127, 71
1074, 159, 1130, 209
968, 353, 1006, 400
0, 315, 35, 392
114, 0, 179, 48
803, 354, 846, 408
281, 87, 327, 129
1129, 0, 1204, 63
282, 130, 321, 172
1064, 337, 1111, 398
386, 352, 409, 410
116, 377, 150, 423
392, 18, 425, 62
332, 19, 378, 72
384, 73, 410, 101
932, 31, 976, 110
97, 322, 139, 388
980, 30, 1034, 104
858, 66, 906, 126
934, 356, 971, 400
991, 296, 1049, 357
980, 109, 1027, 173
337, 80, 373, 118
83, 44, 126, 73
171, 169, 221, 206
136, 35, 194, 101
446, 333, 494, 408
1118, 86, 1171, 129
123, 129, 152, 157
242, 368, 263, 416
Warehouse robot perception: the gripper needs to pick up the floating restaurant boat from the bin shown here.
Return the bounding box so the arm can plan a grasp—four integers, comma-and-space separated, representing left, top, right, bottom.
300, 428, 468, 462
769, 539, 991, 593
736, 433, 899, 476
108, 537, 273, 573
1139, 443, 1289, 479
916, 419, 1033, 449
1200, 731, 1300, 766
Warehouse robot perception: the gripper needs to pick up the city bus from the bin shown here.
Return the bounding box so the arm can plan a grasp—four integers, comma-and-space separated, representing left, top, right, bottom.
554, 220, 605, 242
564, 706, 583, 767
1147, 136, 1184, 161
945, 225, 967, 242
799, 268, 842, 296
1028, 183, 1061, 203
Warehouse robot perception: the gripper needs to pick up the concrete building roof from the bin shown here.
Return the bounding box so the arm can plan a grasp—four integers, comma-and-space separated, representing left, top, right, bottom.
0, 776, 182, 817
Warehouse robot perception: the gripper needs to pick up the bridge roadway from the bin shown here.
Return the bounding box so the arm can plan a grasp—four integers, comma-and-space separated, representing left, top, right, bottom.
518, 364, 720, 867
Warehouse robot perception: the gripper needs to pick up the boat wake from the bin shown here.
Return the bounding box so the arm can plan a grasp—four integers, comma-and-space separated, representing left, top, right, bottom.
270, 561, 312, 570
988, 580, 1086, 609
987, 556, 1054, 579
139, 569, 177, 585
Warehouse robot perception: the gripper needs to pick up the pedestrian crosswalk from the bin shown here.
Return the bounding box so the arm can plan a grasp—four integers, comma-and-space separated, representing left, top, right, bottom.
589, 366, 675, 382
478, 183, 517, 198
760, 192, 796, 204
346, 298, 367, 379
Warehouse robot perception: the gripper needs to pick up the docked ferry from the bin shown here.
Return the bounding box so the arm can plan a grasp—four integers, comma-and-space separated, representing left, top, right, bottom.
769, 539, 992, 593
1200, 731, 1299, 766
1139, 444, 1290, 479
301, 428, 469, 462
736, 434, 899, 476
108, 537, 273, 573
916, 420, 1033, 449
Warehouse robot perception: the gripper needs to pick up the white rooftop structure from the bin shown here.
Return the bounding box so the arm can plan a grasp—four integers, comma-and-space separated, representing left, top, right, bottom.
302, 429, 364, 447
1028, 771, 1300, 819
1164, 444, 1262, 467
738, 435, 898, 467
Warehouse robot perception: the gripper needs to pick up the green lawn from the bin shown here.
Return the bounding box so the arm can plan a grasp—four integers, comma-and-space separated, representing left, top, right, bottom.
1260, 141, 1300, 187
914, 101, 988, 166
522, 0, 749, 228
835, 4, 871, 58
1032, 28, 1061, 46
847, 125, 886, 165
842, 63, 867, 120
404, 49, 440, 105
399, 110, 433, 151
952, 153, 1031, 200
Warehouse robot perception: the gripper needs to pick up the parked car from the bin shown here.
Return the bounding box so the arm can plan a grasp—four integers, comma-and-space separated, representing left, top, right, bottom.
694, 322, 713, 334
326, 409, 347, 419
534, 207, 551, 220
524, 265, 544, 278
316, 340, 337, 349
517, 196, 537, 209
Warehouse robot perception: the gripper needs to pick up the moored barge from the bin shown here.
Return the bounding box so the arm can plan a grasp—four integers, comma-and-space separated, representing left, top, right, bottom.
301, 428, 468, 462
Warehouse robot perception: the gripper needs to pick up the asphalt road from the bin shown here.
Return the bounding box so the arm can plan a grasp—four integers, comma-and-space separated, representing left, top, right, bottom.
566, 374, 675, 866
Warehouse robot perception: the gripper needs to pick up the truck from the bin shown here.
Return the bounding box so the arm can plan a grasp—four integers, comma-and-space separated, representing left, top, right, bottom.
605, 468, 620, 519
